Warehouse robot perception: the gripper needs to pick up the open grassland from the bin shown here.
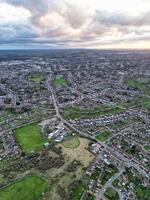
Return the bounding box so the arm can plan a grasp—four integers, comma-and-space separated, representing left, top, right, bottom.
0, 176, 48, 200
14, 123, 46, 153
27, 74, 45, 84
62, 135, 80, 149
104, 187, 119, 200
61, 106, 123, 120
96, 130, 111, 142
53, 77, 68, 86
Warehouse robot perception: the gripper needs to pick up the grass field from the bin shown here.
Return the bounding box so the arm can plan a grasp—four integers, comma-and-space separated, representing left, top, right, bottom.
96, 130, 111, 142
27, 74, 45, 84
143, 144, 150, 152
62, 135, 80, 149
126, 78, 150, 96
53, 77, 68, 86
104, 187, 119, 200
61, 106, 123, 120
14, 123, 46, 153
122, 97, 150, 109
124, 77, 150, 109
0, 176, 48, 200
141, 97, 150, 108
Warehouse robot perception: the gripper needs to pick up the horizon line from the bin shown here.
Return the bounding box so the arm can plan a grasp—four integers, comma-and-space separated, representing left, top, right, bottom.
0, 47, 150, 51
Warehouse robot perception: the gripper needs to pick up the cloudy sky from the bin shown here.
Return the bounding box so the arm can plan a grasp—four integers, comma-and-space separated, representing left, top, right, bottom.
0, 0, 150, 49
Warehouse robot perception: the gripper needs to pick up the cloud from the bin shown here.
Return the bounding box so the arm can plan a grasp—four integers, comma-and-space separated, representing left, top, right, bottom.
94, 10, 150, 27
0, 0, 150, 48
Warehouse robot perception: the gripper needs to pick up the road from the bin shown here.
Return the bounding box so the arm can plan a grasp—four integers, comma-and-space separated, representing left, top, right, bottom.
46, 77, 149, 179
50, 85, 95, 140
95, 168, 125, 200
111, 185, 124, 200
0, 119, 38, 136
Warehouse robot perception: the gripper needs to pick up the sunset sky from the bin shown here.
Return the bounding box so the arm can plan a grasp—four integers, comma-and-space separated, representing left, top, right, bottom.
0, 0, 150, 49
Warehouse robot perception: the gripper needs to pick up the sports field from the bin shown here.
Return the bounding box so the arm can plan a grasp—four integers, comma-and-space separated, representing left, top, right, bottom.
0, 176, 48, 200
62, 135, 80, 149
27, 74, 45, 83
14, 123, 46, 153
96, 130, 111, 142
53, 77, 68, 86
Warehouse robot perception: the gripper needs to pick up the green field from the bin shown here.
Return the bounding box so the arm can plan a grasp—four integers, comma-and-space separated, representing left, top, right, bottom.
27, 74, 45, 84
70, 182, 86, 200
126, 78, 150, 95
53, 77, 68, 86
62, 135, 80, 149
61, 106, 123, 120
141, 97, 150, 108
104, 187, 119, 200
0, 176, 48, 200
14, 123, 46, 153
122, 97, 150, 109
143, 144, 150, 152
96, 130, 111, 142
124, 77, 150, 109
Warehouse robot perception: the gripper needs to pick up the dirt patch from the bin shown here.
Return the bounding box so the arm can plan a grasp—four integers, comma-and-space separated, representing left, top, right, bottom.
58, 137, 94, 167
43, 137, 94, 200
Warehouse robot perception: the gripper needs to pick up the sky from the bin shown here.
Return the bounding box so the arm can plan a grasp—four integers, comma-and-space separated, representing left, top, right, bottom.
0, 0, 150, 49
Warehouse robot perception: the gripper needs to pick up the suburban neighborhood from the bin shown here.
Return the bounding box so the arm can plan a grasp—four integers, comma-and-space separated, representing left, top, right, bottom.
0, 49, 149, 200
